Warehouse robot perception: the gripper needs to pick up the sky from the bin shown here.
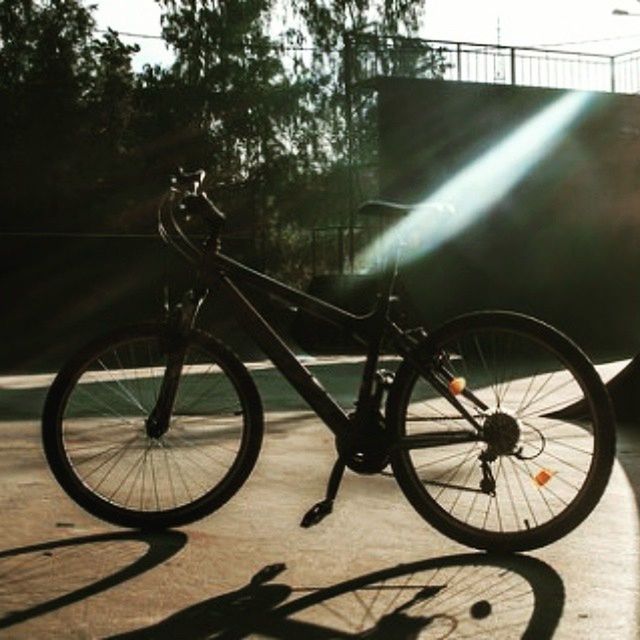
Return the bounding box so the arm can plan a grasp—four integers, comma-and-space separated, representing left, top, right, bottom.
91, 0, 640, 70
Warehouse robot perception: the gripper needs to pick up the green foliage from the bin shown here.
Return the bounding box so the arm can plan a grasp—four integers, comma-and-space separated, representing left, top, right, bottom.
0, 0, 140, 222
1, 0, 445, 280
153, 0, 446, 281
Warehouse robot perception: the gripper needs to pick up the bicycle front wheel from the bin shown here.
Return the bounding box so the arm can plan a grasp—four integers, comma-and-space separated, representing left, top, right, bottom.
42, 323, 263, 529
387, 312, 615, 552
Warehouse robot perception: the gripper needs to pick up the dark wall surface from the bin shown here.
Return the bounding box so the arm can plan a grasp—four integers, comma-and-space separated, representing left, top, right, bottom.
376, 77, 640, 357
4, 78, 640, 372
1, 234, 276, 372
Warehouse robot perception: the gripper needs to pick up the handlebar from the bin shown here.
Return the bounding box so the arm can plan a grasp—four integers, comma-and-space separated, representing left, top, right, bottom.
158, 168, 226, 265
172, 167, 225, 231
172, 167, 205, 193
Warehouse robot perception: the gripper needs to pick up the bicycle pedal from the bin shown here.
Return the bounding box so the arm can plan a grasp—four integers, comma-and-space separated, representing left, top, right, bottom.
300, 499, 333, 528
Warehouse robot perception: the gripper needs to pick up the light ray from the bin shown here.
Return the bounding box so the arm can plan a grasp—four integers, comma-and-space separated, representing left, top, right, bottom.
359, 91, 595, 270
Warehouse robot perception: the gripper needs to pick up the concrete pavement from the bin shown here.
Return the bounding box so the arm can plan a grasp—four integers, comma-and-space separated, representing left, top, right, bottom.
0, 403, 639, 639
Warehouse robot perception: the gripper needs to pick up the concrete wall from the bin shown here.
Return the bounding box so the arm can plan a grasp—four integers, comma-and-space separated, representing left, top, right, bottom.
375, 77, 640, 356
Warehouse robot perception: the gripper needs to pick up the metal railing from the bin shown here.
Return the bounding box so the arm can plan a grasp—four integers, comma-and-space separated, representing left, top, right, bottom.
613, 48, 640, 93
346, 33, 640, 94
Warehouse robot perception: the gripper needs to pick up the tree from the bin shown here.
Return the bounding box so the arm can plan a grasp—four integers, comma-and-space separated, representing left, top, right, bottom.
154, 1, 445, 279
0, 0, 139, 223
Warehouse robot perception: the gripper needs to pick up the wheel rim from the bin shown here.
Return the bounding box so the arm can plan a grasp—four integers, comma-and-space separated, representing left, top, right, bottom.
400, 323, 602, 538
57, 332, 249, 515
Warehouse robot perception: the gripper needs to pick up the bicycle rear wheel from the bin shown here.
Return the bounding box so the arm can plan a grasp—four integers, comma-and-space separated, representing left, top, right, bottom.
42, 323, 263, 529
387, 312, 615, 552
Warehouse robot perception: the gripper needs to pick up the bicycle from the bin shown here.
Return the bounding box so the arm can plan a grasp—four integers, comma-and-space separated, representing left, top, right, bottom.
41, 169, 616, 552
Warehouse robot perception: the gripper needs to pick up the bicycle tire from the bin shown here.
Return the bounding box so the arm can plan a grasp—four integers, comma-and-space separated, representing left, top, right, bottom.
42, 323, 264, 529
387, 311, 615, 552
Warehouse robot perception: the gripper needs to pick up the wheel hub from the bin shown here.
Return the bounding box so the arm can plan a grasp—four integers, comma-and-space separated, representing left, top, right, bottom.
483, 410, 521, 456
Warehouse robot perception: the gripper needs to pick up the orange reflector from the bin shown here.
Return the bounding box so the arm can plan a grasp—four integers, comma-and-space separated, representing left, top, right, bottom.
533, 469, 554, 487
448, 377, 466, 395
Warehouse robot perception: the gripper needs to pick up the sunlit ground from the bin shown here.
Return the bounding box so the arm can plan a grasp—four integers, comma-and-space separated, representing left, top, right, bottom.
0, 354, 638, 638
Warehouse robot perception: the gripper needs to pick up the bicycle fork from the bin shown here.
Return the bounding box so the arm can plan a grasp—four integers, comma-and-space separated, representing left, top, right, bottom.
145, 289, 205, 439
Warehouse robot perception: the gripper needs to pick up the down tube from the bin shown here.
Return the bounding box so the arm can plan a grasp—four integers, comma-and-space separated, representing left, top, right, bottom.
219, 276, 351, 437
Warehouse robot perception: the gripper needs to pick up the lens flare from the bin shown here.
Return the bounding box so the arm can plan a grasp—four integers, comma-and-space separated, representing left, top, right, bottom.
358, 91, 594, 270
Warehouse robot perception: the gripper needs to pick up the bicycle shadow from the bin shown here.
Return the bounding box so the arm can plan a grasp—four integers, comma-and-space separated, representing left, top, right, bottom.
107, 552, 564, 639
0, 530, 187, 631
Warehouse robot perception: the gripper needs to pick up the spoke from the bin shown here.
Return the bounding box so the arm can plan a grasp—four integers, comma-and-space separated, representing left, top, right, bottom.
382, 573, 415, 616
128, 340, 155, 414
75, 435, 139, 483
105, 443, 148, 503
71, 438, 136, 467
503, 456, 521, 532
162, 435, 222, 495
413, 446, 477, 471
481, 484, 493, 530
140, 445, 150, 510
463, 475, 482, 525
519, 391, 587, 418
431, 564, 486, 608
165, 431, 235, 469
494, 457, 504, 531
449, 458, 479, 514
518, 372, 579, 417
509, 456, 539, 528
517, 370, 557, 415
66, 419, 137, 441
518, 366, 542, 418
122, 447, 150, 508
410, 383, 467, 427
73, 383, 140, 430
163, 439, 195, 503
496, 334, 514, 407
433, 446, 478, 503
529, 434, 593, 456
97, 356, 148, 414
159, 439, 179, 509
125, 341, 151, 414
163, 435, 222, 479
511, 457, 569, 510
350, 589, 376, 629
520, 420, 594, 456
178, 364, 230, 412
519, 419, 590, 434
149, 442, 161, 510
474, 334, 500, 407
531, 442, 591, 475
520, 458, 559, 517
456, 340, 470, 381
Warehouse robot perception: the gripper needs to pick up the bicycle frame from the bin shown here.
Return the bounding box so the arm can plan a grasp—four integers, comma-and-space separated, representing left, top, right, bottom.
192, 250, 485, 448
157, 188, 483, 449
199, 250, 402, 439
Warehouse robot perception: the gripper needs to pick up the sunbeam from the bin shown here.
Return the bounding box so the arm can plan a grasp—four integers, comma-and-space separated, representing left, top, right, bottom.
358, 90, 595, 270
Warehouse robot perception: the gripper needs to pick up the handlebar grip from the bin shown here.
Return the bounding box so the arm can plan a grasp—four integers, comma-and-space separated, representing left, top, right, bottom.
172, 167, 205, 192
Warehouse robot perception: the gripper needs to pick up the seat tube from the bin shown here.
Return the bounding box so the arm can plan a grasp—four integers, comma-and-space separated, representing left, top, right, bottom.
355, 297, 388, 412
354, 245, 400, 413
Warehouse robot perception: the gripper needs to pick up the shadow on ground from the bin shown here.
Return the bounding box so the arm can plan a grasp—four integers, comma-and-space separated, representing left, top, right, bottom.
107, 553, 564, 639
0, 531, 187, 631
